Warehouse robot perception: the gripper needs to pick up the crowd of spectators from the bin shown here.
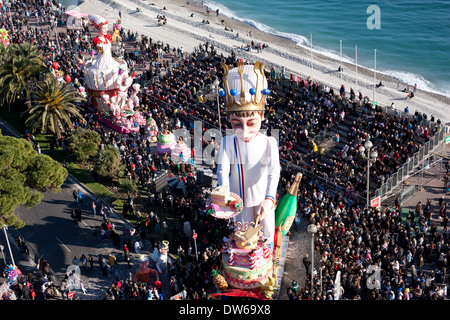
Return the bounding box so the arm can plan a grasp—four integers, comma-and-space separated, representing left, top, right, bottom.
2, 0, 448, 301
266, 77, 444, 203
282, 164, 449, 300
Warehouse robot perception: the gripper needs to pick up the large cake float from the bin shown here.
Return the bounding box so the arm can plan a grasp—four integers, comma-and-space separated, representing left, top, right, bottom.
221, 223, 273, 290
157, 130, 176, 154
206, 185, 275, 297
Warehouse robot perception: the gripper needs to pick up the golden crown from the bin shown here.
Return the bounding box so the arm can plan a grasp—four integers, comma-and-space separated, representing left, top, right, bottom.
221, 61, 270, 114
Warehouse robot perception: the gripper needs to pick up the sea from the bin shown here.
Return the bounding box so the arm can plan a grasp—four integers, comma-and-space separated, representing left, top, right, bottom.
203, 0, 450, 98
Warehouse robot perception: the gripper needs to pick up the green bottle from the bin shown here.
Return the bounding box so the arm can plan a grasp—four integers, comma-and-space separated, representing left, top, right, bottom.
275, 172, 302, 235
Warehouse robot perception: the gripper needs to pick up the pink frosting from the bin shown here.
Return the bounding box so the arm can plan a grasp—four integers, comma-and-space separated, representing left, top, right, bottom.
208, 203, 220, 212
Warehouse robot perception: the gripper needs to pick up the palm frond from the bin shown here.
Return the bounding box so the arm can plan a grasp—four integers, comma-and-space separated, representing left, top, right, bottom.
24, 77, 85, 138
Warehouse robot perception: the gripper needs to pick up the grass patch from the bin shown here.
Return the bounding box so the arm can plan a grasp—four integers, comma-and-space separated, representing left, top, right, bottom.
68, 162, 118, 203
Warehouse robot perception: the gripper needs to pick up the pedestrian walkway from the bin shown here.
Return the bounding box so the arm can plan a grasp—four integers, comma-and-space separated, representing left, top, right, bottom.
401, 143, 449, 233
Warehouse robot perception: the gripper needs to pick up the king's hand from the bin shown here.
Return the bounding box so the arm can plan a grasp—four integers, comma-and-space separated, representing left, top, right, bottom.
256, 198, 274, 222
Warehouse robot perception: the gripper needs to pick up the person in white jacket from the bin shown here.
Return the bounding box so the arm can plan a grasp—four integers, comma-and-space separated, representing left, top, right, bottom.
217, 61, 280, 250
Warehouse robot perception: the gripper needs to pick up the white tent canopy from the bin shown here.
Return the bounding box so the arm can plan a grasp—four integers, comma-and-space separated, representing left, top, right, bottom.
64, 10, 89, 29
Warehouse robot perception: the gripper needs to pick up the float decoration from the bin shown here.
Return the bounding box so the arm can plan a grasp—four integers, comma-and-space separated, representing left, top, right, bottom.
0, 28, 10, 48
3, 264, 21, 286
207, 61, 280, 300
274, 172, 302, 235
211, 268, 228, 292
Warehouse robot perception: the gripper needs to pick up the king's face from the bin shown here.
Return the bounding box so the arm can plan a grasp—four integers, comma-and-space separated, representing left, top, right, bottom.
229, 113, 263, 143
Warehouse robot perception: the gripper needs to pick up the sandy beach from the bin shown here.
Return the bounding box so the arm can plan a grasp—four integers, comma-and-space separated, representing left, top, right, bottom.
73, 0, 450, 124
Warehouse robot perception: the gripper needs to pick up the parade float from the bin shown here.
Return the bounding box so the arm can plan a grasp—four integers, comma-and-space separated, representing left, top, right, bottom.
1, 265, 21, 300
171, 137, 191, 163
156, 130, 176, 154
156, 131, 192, 162
83, 14, 144, 134
205, 61, 301, 300
207, 176, 300, 300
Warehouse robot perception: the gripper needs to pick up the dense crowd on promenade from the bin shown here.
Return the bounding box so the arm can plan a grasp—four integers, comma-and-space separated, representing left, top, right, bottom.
284, 162, 449, 300
268, 78, 444, 202
1, 0, 448, 300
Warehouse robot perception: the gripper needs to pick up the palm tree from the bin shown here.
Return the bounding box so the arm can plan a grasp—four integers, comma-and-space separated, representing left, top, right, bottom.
0, 42, 10, 64
0, 42, 48, 111
24, 76, 85, 140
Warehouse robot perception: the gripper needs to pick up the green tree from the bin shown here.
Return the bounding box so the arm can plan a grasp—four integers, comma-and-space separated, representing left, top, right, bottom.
0, 42, 48, 111
27, 153, 68, 191
66, 128, 101, 163
0, 130, 68, 229
24, 76, 85, 140
119, 178, 138, 197
94, 145, 124, 180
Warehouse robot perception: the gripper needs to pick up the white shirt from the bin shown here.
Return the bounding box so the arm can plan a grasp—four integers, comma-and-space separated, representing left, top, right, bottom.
217, 133, 280, 207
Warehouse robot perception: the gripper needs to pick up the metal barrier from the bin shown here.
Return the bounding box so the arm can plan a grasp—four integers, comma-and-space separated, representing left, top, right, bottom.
400, 185, 416, 203
373, 128, 447, 202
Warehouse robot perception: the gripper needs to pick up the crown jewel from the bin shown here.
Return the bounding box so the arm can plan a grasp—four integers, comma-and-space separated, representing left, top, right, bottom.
221, 61, 269, 114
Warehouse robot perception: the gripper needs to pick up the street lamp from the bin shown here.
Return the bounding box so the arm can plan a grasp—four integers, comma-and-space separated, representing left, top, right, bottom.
359, 140, 378, 207
2, 227, 15, 266
307, 223, 318, 298
211, 79, 222, 134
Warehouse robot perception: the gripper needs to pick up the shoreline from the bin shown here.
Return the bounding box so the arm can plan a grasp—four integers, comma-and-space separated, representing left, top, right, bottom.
74, 0, 450, 124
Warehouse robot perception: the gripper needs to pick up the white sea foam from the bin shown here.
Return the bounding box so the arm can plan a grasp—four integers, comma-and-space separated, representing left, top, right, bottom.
204, 0, 354, 65
204, 0, 280, 37
382, 70, 450, 98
